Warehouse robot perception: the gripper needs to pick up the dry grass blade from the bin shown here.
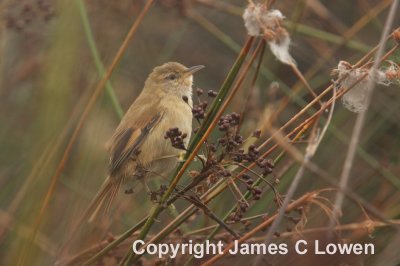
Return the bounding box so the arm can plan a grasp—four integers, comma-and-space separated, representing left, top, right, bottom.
252, 123, 321, 266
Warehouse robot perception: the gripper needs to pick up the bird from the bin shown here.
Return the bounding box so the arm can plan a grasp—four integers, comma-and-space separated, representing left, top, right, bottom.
59, 62, 204, 259
82, 62, 204, 222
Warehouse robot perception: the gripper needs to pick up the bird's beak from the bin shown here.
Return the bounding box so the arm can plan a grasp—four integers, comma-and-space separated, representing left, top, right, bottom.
185, 65, 205, 76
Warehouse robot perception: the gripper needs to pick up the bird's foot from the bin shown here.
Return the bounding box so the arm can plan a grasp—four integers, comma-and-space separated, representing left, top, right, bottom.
124, 187, 134, 194
178, 151, 186, 162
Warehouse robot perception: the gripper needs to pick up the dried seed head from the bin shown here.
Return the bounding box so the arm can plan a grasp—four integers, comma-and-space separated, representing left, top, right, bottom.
165, 127, 187, 150
334, 60, 396, 113
241, 174, 251, 180
252, 129, 262, 138
196, 87, 204, 96
192, 105, 205, 119
5, 0, 55, 31
209, 143, 217, 152
189, 170, 200, 178
243, 4, 284, 37
253, 187, 262, 195
240, 202, 249, 211
263, 167, 273, 175
207, 90, 218, 97
382, 61, 400, 84
266, 159, 274, 168
207, 173, 218, 185
218, 138, 226, 145
268, 31, 296, 65
219, 169, 232, 177
243, 3, 295, 65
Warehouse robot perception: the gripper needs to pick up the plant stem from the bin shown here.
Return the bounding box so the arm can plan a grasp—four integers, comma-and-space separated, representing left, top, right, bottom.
77, 0, 124, 119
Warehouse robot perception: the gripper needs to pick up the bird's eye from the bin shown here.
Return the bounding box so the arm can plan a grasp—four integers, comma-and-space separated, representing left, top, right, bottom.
166, 73, 177, 80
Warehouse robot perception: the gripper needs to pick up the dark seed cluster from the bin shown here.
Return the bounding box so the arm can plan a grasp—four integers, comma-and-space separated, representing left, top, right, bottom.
4, 0, 55, 31
256, 158, 274, 175
207, 90, 218, 97
218, 113, 240, 131
230, 144, 259, 164
227, 173, 265, 222
164, 127, 187, 150
252, 129, 261, 138
247, 185, 262, 200
191, 88, 219, 120
192, 101, 208, 119
168, 89, 278, 227
247, 144, 260, 160
277, 210, 304, 234
231, 144, 274, 175
240, 174, 262, 198
217, 112, 243, 153
229, 200, 249, 222
219, 135, 244, 151
218, 169, 231, 177
196, 87, 204, 96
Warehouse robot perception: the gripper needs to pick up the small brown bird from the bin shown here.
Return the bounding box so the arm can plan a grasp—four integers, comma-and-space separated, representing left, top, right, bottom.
58, 63, 203, 258
85, 62, 204, 220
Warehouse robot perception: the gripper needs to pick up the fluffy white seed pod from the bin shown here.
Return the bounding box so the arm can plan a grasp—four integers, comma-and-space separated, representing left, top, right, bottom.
268, 32, 296, 65
243, 4, 284, 37
336, 61, 395, 113
243, 4, 295, 65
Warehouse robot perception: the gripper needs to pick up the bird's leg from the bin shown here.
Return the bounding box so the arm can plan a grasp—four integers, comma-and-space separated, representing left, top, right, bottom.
140, 178, 151, 195
135, 166, 151, 194
178, 151, 186, 162
124, 187, 134, 194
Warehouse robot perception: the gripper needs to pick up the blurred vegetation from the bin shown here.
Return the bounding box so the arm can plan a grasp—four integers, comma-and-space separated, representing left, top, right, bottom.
0, 0, 399, 265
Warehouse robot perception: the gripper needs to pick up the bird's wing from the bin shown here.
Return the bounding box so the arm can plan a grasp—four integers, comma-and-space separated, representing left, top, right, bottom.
109, 96, 164, 176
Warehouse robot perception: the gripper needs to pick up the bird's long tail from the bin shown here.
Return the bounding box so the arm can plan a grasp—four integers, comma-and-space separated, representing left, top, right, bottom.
57, 175, 123, 261
85, 176, 122, 223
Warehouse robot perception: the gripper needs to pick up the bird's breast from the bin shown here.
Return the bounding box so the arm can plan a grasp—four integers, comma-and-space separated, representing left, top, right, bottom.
137, 95, 193, 167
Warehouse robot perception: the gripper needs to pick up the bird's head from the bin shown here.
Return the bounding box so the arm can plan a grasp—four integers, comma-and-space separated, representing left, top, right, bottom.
145, 62, 204, 97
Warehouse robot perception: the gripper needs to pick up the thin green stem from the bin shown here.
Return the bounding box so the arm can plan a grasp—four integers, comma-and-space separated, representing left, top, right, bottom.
77, 0, 124, 119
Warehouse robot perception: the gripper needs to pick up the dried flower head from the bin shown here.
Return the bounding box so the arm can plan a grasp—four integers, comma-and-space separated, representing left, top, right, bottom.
382, 61, 400, 84
242, 4, 284, 38
242, 3, 295, 65
333, 61, 398, 113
